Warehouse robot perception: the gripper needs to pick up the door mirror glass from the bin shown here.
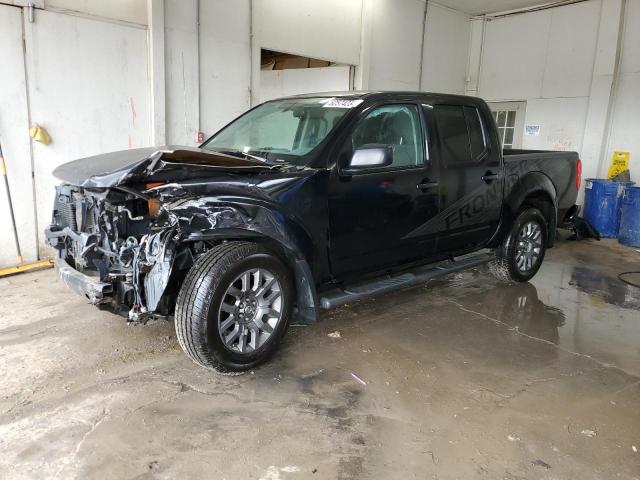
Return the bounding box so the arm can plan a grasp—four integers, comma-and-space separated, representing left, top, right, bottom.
343, 144, 393, 174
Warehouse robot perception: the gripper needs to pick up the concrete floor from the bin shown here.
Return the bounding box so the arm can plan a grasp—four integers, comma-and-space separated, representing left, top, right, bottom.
1, 239, 639, 480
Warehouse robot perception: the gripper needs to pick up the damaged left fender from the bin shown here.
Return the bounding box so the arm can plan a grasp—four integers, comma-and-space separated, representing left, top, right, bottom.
147, 194, 320, 323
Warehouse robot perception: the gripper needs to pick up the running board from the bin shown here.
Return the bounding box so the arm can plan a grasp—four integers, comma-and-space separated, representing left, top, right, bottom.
319, 252, 493, 310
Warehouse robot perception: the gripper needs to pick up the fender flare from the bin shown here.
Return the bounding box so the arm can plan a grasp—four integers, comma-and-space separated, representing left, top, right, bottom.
489, 172, 558, 248
163, 198, 320, 323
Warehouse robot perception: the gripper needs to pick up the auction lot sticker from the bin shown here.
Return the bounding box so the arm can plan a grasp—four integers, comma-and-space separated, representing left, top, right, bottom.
322, 98, 364, 108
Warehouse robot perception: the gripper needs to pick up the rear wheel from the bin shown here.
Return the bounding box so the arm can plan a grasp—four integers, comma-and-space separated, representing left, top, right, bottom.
489, 208, 548, 284
175, 242, 293, 373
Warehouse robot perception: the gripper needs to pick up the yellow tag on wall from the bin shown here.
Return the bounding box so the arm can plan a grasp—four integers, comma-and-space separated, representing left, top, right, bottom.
607, 151, 630, 179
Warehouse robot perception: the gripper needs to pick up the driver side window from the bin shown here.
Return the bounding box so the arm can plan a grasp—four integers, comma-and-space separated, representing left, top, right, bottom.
351, 104, 424, 168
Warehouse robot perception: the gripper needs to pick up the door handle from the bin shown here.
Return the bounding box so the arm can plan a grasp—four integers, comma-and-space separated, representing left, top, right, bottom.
417, 180, 439, 191
481, 171, 501, 183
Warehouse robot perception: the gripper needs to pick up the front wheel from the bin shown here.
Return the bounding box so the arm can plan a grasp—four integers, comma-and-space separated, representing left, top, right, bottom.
175, 242, 293, 373
488, 208, 548, 284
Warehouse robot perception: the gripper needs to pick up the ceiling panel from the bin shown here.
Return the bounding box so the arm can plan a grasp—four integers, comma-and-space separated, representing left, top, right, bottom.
433, 0, 558, 15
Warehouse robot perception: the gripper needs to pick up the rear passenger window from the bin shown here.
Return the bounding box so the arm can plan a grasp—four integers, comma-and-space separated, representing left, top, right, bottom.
433, 106, 469, 165
433, 105, 487, 167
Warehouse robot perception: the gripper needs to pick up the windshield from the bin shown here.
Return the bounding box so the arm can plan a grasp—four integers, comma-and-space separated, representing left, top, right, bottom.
201, 97, 360, 164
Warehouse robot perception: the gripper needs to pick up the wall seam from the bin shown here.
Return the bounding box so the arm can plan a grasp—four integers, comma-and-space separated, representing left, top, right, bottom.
248, 0, 253, 105
42, 6, 147, 29
418, 0, 429, 90
481, 0, 590, 18
475, 16, 487, 96
539, 9, 554, 99
597, 0, 627, 177
427, 1, 468, 16
463, 17, 472, 94
20, 6, 40, 260
196, 0, 201, 136
578, 0, 604, 156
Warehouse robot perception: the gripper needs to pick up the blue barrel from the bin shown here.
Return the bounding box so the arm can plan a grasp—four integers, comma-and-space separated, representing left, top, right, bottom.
619, 187, 640, 247
583, 179, 635, 238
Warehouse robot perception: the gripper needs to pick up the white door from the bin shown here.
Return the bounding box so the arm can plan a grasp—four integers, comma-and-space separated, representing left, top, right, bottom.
23, 10, 151, 257
0, 4, 38, 268
488, 101, 526, 150
259, 66, 352, 103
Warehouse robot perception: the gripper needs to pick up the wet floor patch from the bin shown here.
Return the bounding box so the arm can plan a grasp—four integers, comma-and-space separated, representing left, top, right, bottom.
1, 239, 639, 479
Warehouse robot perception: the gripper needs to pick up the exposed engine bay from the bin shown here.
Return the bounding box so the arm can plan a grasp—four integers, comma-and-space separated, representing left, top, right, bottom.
45, 184, 189, 322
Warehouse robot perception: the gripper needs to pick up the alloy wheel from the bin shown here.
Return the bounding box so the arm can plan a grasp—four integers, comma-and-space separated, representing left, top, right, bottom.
218, 268, 283, 353
515, 220, 543, 273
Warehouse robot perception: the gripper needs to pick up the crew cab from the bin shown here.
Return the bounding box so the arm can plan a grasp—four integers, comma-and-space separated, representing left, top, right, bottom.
46, 92, 580, 373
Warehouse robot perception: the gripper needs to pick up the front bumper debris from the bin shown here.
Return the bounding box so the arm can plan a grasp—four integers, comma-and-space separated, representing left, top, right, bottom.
54, 257, 112, 304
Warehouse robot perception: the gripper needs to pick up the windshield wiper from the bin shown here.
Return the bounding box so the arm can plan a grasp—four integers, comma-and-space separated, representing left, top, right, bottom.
250, 147, 291, 153
210, 148, 270, 164
242, 151, 269, 163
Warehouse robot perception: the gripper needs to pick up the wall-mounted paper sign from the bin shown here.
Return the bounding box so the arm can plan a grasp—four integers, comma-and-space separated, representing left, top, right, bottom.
525, 124, 541, 136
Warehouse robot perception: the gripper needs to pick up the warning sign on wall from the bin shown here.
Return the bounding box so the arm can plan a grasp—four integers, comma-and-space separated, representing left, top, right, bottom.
607, 151, 630, 179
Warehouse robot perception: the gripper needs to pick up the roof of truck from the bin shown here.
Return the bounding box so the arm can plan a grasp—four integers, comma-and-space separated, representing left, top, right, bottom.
280, 90, 480, 103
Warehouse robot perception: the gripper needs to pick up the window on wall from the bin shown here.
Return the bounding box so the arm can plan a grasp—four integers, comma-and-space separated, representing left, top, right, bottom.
493, 110, 516, 149
488, 101, 526, 150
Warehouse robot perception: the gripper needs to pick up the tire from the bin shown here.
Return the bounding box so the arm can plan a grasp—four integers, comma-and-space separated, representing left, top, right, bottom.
489, 208, 548, 284
175, 241, 293, 373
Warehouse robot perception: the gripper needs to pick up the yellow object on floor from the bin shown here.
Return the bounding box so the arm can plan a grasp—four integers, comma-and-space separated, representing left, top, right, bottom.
0, 259, 53, 278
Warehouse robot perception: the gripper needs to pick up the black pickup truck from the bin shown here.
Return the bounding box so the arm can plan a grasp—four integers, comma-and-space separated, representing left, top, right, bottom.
46, 92, 580, 372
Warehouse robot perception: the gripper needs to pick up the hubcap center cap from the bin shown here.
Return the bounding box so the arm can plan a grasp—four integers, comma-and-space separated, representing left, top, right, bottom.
239, 296, 258, 320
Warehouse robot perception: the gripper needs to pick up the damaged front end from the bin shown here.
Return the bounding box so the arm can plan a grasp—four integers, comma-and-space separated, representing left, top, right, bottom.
45, 183, 185, 323
45, 146, 320, 325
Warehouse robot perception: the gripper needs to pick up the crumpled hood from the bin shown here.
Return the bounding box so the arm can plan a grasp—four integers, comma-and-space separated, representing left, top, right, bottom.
52, 145, 280, 188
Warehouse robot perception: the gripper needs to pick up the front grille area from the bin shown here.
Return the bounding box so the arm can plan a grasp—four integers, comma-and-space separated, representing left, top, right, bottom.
83, 206, 96, 231
55, 198, 78, 231
53, 189, 102, 234
51, 185, 153, 257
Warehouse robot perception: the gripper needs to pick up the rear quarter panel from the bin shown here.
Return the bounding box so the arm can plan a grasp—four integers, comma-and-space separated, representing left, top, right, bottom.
503, 150, 579, 211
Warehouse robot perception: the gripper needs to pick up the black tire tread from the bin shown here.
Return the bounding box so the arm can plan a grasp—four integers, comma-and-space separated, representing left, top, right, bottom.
487, 255, 515, 284
175, 241, 268, 373
488, 208, 547, 284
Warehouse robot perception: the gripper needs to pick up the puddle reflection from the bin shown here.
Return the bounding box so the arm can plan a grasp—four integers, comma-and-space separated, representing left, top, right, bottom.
434, 270, 566, 345
570, 266, 640, 310
479, 282, 566, 344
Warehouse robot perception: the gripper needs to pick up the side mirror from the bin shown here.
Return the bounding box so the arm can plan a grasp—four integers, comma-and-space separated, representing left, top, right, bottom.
342, 144, 393, 175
